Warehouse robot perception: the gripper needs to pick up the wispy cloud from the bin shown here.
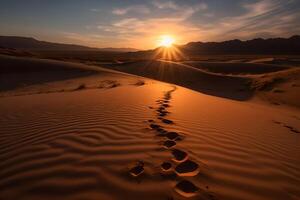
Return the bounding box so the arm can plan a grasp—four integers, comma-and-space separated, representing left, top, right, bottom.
78, 0, 300, 48
206, 0, 299, 40
112, 5, 150, 15
152, 1, 179, 9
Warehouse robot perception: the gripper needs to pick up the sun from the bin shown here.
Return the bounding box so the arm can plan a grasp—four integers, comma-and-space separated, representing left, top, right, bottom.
158, 35, 175, 47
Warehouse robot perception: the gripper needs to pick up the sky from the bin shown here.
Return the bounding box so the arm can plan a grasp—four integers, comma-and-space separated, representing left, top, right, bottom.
0, 0, 299, 49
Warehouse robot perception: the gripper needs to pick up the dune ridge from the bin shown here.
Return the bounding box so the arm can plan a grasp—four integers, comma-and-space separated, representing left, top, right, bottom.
0, 55, 300, 200
1, 81, 299, 200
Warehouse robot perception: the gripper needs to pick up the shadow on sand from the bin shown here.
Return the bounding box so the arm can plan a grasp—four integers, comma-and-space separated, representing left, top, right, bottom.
101, 60, 253, 101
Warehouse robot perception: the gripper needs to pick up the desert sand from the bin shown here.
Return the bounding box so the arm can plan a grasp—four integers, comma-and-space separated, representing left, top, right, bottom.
1, 55, 300, 200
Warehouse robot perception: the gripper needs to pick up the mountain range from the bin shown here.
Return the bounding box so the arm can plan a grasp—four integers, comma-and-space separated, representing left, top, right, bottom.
180, 35, 300, 55
0, 36, 139, 52
1, 35, 300, 56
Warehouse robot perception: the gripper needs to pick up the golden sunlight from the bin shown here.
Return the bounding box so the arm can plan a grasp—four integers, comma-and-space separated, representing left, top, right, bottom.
158, 35, 175, 47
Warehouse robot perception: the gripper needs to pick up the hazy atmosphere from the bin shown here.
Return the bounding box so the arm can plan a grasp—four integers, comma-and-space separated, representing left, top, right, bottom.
1, 0, 300, 48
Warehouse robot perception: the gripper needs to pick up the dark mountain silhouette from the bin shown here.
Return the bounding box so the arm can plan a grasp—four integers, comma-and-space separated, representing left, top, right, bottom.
123, 36, 300, 61
180, 35, 300, 55
0, 36, 139, 52
1, 35, 299, 61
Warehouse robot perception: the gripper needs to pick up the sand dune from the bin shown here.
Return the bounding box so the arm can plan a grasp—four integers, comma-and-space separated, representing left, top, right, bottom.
100, 60, 300, 108
0, 55, 145, 96
0, 80, 299, 200
252, 68, 300, 107
0, 57, 300, 200
0, 55, 97, 92
182, 61, 288, 75
101, 60, 253, 100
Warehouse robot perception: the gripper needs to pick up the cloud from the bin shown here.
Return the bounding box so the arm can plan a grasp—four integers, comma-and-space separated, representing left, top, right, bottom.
152, 0, 207, 11
152, 1, 178, 9
112, 5, 150, 15
94, 1, 212, 48
195, 0, 300, 40
87, 0, 299, 48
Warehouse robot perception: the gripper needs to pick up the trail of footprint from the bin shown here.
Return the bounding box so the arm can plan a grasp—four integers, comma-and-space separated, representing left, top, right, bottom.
272, 120, 300, 134
146, 86, 214, 199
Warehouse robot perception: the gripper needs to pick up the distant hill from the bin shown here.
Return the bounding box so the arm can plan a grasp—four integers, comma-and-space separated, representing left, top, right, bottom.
180, 35, 300, 55
0, 36, 139, 52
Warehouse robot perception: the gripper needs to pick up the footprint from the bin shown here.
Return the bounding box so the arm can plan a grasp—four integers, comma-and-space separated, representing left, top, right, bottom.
272, 120, 282, 124
157, 106, 166, 111
158, 112, 168, 117
129, 161, 144, 177
175, 160, 199, 176
175, 180, 199, 198
161, 118, 174, 124
166, 132, 179, 140
284, 125, 300, 133
291, 129, 300, 133
157, 109, 170, 117
74, 83, 86, 91
161, 162, 172, 171
150, 123, 161, 130
156, 128, 168, 137
164, 96, 171, 101
172, 149, 188, 162
162, 103, 170, 108
99, 80, 120, 89
163, 140, 176, 149
134, 80, 145, 86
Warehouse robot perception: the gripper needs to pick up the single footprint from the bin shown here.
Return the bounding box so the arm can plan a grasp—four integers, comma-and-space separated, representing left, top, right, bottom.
150, 123, 161, 130
272, 120, 282, 124
166, 132, 179, 140
175, 180, 199, 198
158, 112, 168, 117
284, 125, 300, 133
163, 140, 176, 149
156, 126, 167, 132
157, 109, 170, 116
172, 149, 188, 162
175, 160, 199, 176
129, 161, 144, 177
162, 104, 170, 108
161, 118, 174, 124
161, 162, 172, 171
74, 83, 86, 91
157, 106, 166, 111
99, 80, 120, 89
134, 80, 145, 86
164, 96, 171, 101
291, 129, 300, 133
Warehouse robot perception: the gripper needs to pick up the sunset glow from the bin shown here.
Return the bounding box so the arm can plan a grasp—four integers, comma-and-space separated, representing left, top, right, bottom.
158, 35, 175, 48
